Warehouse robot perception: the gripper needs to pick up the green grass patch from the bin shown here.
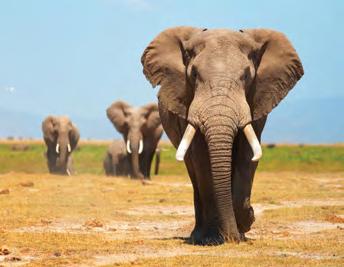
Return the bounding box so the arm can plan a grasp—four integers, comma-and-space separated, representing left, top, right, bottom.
0, 142, 343, 174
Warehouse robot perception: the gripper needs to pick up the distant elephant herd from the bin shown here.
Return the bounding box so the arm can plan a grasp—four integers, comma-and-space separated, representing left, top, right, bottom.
42, 101, 162, 179
41, 27, 303, 245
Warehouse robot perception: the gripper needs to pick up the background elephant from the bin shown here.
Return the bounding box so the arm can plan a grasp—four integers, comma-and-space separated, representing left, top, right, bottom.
142, 27, 303, 244
42, 116, 80, 175
106, 101, 163, 179
103, 140, 130, 176
103, 140, 161, 177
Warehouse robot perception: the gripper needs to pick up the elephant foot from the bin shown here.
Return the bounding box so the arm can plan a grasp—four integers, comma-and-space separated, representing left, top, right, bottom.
131, 174, 144, 180
235, 205, 255, 234
240, 233, 248, 242
190, 227, 240, 246
190, 226, 202, 244
195, 229, 225, 246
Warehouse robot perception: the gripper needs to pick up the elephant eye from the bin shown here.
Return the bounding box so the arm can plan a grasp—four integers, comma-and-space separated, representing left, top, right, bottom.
190, 65, 197, 80
183, 48, 195, 65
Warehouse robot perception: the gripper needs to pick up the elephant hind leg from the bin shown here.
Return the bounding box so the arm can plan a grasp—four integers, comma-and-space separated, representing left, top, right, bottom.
154, 149, 160, 175
103, 154, 113, 176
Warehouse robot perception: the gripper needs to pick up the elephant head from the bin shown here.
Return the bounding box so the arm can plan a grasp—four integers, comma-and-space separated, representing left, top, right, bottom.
106, 101, 162, 178
42, 116, 80, 175
142, 27, 303, 242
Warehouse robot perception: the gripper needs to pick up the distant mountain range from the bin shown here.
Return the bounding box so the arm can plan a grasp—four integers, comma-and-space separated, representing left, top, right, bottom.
0, 98, 343, 144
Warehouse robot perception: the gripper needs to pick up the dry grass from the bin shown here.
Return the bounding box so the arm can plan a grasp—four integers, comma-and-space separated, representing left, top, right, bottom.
0, 141, 343, 266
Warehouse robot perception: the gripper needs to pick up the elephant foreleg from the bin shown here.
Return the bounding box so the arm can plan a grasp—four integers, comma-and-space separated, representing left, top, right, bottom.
232, 116, 266, 237
146, 151, 155, 179
103, 155, 113, 176
184, 152, 203, 243
141, 151, 155, 179
189, 131, 222, 245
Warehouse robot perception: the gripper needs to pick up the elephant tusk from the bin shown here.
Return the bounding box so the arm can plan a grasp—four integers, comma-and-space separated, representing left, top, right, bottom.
176, 124, 196, 161
56, 144, 60, 154
67, 144, 72, 153
138, 139, 144, 154
243, 124, 262, 162
126, 140, 132, 154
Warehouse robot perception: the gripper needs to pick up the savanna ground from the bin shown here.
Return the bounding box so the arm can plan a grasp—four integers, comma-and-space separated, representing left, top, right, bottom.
0, 140, 343, 266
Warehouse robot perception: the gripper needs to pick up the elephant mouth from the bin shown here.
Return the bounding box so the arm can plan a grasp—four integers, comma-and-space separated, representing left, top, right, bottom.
176, 123, 262, 162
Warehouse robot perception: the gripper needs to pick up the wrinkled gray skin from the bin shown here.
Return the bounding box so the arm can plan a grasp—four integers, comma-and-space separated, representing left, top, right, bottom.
142, 27, 304, 245
42, 116, 80, 175
103, 140, 161, 177
106, 101, 163, 179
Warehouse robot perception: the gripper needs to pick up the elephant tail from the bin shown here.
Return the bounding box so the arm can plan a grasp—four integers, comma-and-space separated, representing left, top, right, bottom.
154, 148, 160, 175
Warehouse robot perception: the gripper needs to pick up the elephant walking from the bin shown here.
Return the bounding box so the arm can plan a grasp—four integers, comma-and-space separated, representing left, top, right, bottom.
141, 27, 303, 244
106, 101, 163, 179
103, 140, 161, 177
42, 116, 80, 175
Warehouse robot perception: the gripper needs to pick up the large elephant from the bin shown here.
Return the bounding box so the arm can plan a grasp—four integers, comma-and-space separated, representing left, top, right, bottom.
42, 116, 80, 175
106, 101, 163, 179
141, 27, 304, 244
103, 140, 161, 177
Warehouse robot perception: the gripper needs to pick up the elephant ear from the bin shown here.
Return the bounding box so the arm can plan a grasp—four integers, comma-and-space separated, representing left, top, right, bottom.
142, 103, 161, 131
244, 29, 304, 121
141, 26, 203, 119
106, 101, 131, 134
69, 122, 80, 150
42, 116, 56, 146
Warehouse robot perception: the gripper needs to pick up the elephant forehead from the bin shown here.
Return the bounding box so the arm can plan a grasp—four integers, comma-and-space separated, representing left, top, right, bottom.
127, 108, 142, 121
127, 108, 146, 125
188, 29, 253, 52
56, 116, 71, 124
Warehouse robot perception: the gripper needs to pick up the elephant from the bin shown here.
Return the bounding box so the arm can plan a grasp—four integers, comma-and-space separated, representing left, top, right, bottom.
141, 27, 304, 244
42, 116, 80, 175
103, 140, 161, 177
103, 140, 130, 176
106, 101, 163, 179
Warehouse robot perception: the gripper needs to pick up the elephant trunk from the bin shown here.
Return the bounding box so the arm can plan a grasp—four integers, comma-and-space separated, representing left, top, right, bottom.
55, 134, 70, 174
203, 112, 240, 243
176, 87, 261, 243
127, 133, 144, 179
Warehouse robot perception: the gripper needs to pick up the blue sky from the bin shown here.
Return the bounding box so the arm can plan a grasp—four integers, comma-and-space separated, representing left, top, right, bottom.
0, 0, 343, 143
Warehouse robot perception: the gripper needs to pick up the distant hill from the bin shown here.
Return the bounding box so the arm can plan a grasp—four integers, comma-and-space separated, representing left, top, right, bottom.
0, 98, 343, 143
